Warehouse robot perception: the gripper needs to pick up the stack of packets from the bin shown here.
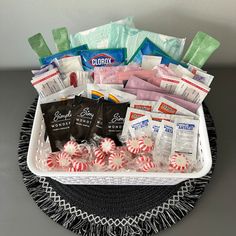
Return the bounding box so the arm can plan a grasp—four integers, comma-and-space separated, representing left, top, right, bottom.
28, 17, 220, 173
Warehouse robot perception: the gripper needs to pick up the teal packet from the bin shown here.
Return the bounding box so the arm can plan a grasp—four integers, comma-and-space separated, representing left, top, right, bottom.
70, 17, 135, 49
80, 48, 127, 71
40, 44, 88, 65
183, 31, 220, 68
52, 27, 70, 52
108, 23, 186, 61
129, 38, 187, 67
28, 33, 52, 58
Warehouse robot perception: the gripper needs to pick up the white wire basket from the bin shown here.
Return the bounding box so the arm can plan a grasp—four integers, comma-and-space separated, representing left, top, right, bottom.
27, 99, 212, 185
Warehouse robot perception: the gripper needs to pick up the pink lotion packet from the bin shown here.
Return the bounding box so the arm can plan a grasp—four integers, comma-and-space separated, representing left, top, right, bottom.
136, 90, 199, 113
94, 64, 141, 84
124, 76, 167, 93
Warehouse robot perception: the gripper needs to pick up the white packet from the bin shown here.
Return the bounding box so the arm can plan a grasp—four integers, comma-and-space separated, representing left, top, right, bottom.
108, 88, 137, 103
141, 55, 162, 70
31, 68, 65, 98
174, 64, 194, 78
193, 70, 214, 86
153, 97, 199, 118
159, 76, 181, 94
171, 117, 199, 163
40, 86, 86, 103
153, 120, 174, 164
130, 100, 157, 112
122, 107, 193, 136
128, 115, 152, 137
150, 120, 161, 140
174, 76, 210, 104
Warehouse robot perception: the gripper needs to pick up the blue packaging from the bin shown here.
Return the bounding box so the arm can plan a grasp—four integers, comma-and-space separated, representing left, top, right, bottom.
129, 38, 187, 68
40, 44, 88, 65
80, 48, 127, 71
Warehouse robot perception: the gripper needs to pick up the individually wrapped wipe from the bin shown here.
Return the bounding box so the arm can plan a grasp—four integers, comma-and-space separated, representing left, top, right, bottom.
70, 17, 135, 49
28, 33, 52, 58
183, 31, 220, 68
109, 24, 186, 61
52, 27, 70, 52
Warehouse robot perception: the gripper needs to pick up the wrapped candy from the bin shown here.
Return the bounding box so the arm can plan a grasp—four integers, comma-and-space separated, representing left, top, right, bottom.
108, 151, 126, 170
99, 138, 116, 154
138, 136, 154, 153
56, 152, 72, 168
169, 153, 189, 172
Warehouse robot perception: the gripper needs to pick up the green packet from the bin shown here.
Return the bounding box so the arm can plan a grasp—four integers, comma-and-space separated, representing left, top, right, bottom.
183, 31, 220, 68
28, 33, 52, 58
108, 23, 186, 61
52, 27, 70, 52
70, 17, 135, 49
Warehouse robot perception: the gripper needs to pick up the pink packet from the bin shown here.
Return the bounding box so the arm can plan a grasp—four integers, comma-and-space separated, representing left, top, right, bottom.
124, 76, 167, 93
136, 90, 199, 113
122, 88, 138, 95
94, 64, 141, 84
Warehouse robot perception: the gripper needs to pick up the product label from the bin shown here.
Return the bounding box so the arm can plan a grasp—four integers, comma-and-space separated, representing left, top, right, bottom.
89, 54, 114, 66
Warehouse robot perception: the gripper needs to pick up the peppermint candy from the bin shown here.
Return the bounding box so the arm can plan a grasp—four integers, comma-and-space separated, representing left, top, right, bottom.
141, 161, 156, 172
56, 152, 72, 168
94, 148, 106, 160
138, 136, 154, 153
46, 152, 59, 169
91, 158, 106, 171
99, 138, 116, 154
108, 152, 126, 170
126, 138, 141, 154
169, 153, 189, 172
72, 159, 88, 171
63, 140, 80, 156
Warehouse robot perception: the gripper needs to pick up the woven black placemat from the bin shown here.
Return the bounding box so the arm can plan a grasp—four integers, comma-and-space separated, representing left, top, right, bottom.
18, 99, 217, 236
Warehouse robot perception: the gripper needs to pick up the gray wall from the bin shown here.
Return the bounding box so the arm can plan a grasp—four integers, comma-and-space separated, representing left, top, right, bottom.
0, 0, 235, 69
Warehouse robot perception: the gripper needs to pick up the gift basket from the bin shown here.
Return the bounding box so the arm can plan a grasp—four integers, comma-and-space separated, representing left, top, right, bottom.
26, 17, 220, 185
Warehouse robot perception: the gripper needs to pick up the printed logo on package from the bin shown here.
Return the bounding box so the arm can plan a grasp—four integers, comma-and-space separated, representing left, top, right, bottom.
158, 103, 177, 114
89, 54, 115, 67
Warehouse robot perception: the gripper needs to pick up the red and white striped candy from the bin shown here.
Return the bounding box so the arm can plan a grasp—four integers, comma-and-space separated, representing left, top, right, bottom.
56, 152, 72, 168
94, 148, 106, 160
46, 152, 59, 169
141, 161, 156, 172
126, 138, 141, 154
138, 136, 154, 153
169, 153, 189, 172
68, 166, 77, 172
63, 140, 80, 156
108, 152, 126, 170
99, 138, 116, 154
136, 155, 152, 165
72, 159, 88, 171
91, 158, 106, 171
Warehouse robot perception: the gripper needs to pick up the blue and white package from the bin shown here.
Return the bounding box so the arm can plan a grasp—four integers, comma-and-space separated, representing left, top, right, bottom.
128, 115, 152, 137
80, 48, 127, 71
40, 44, 88, 65
129, 38, 187, 68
